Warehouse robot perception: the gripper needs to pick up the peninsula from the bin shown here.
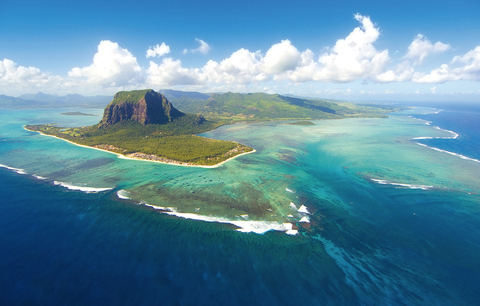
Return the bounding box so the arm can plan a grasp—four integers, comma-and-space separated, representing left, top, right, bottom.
25, 89, 401, 167
26, 89, 254, 166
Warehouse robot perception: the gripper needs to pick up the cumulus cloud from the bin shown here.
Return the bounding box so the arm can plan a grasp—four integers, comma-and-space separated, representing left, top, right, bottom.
374, 61, 415, 83
202, 49, 265, 84
145, 15, 396, 88
451, 46, 480, 80
315, 14, 390, 82
413, 46, 480, 83
0, 59, 61, 94
405, 34, 450, 65
262, 40, 301, 74
6, 14, 480, 96
146, 42, 170, 58
146, 58, 203, 86
183, 38, 211, 55
280, 14, 390, 83
0, 59, 50, 84
69, 40, 142, 87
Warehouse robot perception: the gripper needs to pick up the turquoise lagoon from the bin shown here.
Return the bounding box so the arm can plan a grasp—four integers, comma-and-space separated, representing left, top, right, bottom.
1, 106, 479, 305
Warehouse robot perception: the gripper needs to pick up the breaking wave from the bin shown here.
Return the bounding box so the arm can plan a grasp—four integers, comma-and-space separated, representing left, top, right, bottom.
53, 181, 113, 193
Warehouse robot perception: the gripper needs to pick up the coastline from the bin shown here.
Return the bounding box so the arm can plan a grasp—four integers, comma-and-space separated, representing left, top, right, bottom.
24, 126, 256, 168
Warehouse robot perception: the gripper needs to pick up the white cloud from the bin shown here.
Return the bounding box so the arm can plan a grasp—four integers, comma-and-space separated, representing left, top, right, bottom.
201, 48, 265, 85
281, 14, 390, 83
405, 34, 450, 66
146, 43, 171, 58
146, 58, 203, 86
185, 38, 211, 55
413, 46, 480, 83
315, 14, 389, 82
0, 59, 50, 84
430, 86, 436, 94
68, 40, 142, 87
374, 62, 415, 83
262, 40, 301, 74
451, 46, 480, 79
0, 59, 61, 94
5, 14, 480, 97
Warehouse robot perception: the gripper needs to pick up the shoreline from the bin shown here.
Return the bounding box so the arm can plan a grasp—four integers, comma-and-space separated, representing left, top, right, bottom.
24, 126, 256, 168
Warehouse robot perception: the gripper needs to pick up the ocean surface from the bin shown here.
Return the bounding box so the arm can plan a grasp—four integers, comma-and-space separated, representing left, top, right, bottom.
1, 104, 479, 305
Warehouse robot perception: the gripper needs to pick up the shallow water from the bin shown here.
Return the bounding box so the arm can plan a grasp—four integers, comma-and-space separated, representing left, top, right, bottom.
1, 106, 479, 305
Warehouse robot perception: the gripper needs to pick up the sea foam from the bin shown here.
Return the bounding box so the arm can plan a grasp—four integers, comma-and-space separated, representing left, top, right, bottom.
299, 216, 310, 223
53, 181, 113, 193
143, 204, 296, 235
116, 190, 130, 199
415, 143, 480, 163
0, 163, 27, 175
371, 178, 433, 190
298, 205, 310, 214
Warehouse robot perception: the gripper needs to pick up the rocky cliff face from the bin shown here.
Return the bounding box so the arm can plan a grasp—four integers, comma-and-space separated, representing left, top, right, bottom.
100, 90, 185, 126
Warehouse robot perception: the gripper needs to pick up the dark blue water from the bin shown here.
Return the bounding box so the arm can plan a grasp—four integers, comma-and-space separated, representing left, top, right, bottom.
0, 169, 354, 305
409, 102, 480, 161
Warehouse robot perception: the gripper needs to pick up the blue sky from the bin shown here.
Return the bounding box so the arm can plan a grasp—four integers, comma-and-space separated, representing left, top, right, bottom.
1, 0, 479, 101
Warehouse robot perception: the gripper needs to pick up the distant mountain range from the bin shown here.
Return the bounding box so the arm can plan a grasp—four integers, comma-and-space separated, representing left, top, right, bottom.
0, 92, 112, 108
2, 89, 399, 119
158, 89, 210, 101
166, 91, 394, 120
169, 92, 345, 120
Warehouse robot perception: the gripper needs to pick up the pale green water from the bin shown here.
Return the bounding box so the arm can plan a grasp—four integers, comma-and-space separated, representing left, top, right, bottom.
3, 107, 479, 226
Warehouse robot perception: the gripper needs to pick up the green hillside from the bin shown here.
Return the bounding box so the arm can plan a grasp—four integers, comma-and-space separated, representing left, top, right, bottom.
171, 92, 395, 121
109, 89, 152, 105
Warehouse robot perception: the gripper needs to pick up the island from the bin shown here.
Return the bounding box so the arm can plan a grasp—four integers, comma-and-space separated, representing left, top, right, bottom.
287, 121, 316, 126
26, 89, 254, 167
25, 89, 402, 167
61, 111, 98, 116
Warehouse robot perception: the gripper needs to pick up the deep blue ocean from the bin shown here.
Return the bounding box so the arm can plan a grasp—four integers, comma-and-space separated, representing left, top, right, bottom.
1, 103, 480, 305
412, 102, 480, 161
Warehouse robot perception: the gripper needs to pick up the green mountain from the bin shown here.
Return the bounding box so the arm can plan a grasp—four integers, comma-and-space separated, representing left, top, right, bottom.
100, 89, 187, 126
1, 93, 111, 108
171, 92, 347, 120
19, 92, 111, 105
158, 89, 210, 100
169, 91, 398, 120
0, 95, 46, 108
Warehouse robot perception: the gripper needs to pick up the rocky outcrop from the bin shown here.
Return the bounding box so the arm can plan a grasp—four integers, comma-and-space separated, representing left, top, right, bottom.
100, 89, 185, 126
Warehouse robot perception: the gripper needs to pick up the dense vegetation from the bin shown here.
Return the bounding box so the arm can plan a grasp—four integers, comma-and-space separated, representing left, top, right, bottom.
26, 117, 252, 166
109, 89, 152, 105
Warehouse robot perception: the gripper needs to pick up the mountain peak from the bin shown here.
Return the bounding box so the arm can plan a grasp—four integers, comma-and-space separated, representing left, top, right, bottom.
100, 89, 185, 126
